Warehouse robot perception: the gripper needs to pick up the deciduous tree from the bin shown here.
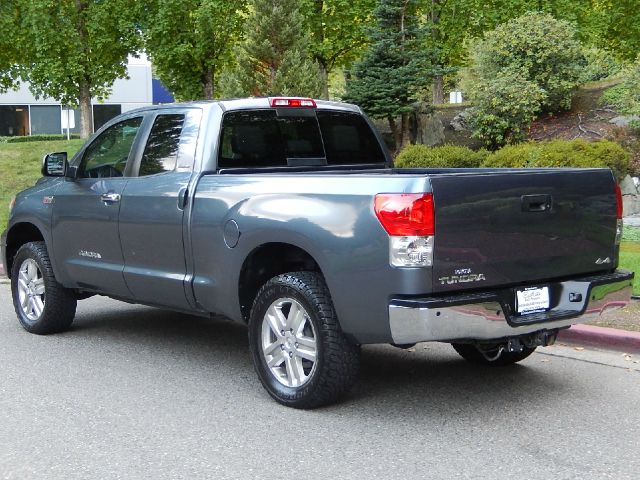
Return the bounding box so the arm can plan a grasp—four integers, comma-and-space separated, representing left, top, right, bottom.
0, 2, 23, 92
19, 0, 141, 138
300, 0, 376, 98
144, 0, 247, 101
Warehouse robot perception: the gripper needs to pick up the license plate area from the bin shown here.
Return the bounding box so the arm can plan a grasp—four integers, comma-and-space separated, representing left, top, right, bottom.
515, 286, 550, 315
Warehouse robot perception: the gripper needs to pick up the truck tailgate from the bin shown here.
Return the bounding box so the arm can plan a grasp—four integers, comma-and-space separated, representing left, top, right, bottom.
430, 169, 618, 293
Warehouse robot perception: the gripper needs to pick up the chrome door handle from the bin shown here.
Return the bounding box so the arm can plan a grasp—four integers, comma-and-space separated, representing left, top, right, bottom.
101, 192, 121, 204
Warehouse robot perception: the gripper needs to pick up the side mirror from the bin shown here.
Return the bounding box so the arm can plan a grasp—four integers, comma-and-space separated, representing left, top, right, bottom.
42, 152, 69, 177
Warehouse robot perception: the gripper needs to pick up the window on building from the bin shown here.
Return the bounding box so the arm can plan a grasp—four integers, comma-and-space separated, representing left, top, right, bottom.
30, 105, 62, 135
93, 105, 122, 131
0, 105, 29, 136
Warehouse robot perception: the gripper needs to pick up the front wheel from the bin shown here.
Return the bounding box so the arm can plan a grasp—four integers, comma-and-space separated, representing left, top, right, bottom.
10, 241, 77, 334
451, 342, 536, 366
248, 271, 360, 409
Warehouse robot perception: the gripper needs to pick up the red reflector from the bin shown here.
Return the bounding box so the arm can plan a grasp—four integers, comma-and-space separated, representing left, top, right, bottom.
270, 97, 317, 108
615, 184, 623, 219
374, 193, 435, 236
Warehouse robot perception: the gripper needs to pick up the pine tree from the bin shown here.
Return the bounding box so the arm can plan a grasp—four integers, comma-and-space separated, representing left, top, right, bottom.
344, 0, 435, 151
222, 0, 322, 97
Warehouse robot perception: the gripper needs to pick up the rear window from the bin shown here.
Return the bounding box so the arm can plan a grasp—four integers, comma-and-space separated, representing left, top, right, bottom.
218, 109, 385, 169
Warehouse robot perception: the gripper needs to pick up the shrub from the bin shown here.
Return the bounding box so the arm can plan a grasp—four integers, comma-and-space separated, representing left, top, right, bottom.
462, 12, 583, 148
482, 139, 631, 181
600, 83, 628, 109
466, 13, 582, 113
579, 47, 624, 83
466, 69, 545, 148
481, 142, 539, 169
395, 144, 488, 168
619, 57, 640, 115
5, 134, 81, 143
606, 127, 640, 177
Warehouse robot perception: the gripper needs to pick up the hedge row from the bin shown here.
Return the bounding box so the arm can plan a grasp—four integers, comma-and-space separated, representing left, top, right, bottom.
395, 139, 630, 181
0, 134, 81, 143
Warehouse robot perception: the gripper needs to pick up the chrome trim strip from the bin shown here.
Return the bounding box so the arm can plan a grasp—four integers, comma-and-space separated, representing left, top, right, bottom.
389, 278, 633, 344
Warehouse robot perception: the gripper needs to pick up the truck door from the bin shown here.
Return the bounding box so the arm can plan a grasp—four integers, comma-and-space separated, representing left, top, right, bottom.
51, 116, 144, 297
117, 109, 201, 310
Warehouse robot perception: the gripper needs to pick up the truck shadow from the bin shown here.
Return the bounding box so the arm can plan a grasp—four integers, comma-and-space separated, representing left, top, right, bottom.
69, 299, 572, 417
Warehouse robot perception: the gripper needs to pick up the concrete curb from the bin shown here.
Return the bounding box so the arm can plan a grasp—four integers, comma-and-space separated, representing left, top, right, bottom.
558, 324, 640, 353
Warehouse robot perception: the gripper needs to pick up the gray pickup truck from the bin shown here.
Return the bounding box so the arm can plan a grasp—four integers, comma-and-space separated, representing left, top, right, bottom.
1, 97, 634, 408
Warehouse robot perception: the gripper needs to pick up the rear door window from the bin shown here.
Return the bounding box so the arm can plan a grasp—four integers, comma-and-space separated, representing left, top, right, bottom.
218, 109, 385, 168
138, 114, 185, 176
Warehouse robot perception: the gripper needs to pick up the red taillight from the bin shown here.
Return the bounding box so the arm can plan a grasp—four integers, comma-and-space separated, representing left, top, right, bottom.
615, 184, 623, 219
374, 193, 435, 236
270, 97, 317, 108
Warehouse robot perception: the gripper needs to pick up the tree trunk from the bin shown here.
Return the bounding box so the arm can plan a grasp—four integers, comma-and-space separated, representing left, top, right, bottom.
75, 0, 92, 138
430, 1, 445, 106
318, 61, 329, 99
388, 116, 402, 154
432, 75, 444, 105
79, 79, 93, 139
312, 0, 329, 99
203, 68, 215, 100
400, 113, 412, 150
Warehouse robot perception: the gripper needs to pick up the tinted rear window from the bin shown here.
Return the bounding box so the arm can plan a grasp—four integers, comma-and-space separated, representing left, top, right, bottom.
218, 109, 385, 169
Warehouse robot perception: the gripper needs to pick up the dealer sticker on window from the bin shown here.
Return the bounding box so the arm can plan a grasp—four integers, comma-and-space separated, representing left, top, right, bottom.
516, 286, 550, 315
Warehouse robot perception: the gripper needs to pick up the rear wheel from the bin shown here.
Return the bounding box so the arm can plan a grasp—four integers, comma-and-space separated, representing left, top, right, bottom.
451, 342, 536, 366
248, 271, 360, 408
10, 241, 77, 334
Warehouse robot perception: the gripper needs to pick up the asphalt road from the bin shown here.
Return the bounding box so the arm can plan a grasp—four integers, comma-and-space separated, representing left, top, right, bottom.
0, 281, 639, 480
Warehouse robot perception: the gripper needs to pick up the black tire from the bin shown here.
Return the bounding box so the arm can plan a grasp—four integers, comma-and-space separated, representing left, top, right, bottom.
451, 342, 536, 366
248, 271, 360, 409
10, 241, 77, 334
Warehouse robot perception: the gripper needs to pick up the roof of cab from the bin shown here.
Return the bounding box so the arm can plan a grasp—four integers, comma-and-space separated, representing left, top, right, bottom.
123, 97, 362, 116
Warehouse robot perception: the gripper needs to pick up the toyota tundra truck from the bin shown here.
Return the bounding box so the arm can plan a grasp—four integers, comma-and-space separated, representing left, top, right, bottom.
1, 97, 634, 408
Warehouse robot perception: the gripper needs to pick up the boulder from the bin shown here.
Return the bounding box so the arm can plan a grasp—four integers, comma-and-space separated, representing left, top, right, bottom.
417, 113, 445, 146
620, 175, 640, 195
609, 115, 640, 127
450, 109, 474, 131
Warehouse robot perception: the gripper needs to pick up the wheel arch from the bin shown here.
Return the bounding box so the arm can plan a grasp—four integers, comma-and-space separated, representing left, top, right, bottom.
4, 222, 47, 275
238, 242, 325, 322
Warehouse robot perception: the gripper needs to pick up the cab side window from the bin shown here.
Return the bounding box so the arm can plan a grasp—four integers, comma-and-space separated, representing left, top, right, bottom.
78, 117, 143, 178
139, 114, 185, 176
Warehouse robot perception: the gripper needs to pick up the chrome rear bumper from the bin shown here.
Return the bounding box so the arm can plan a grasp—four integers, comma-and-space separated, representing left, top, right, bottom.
389, 270, 634, 344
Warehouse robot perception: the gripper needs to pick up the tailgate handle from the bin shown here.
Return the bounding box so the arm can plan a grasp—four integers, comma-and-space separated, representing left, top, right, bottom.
521, 194, 552, 212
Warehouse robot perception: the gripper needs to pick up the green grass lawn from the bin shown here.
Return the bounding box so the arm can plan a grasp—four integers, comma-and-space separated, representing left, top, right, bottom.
0, 140, 84, 230
619, 240, 640, 295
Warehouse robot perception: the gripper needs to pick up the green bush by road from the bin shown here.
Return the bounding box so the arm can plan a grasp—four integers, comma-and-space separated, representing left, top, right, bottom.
0, 140, 84, 231
397, 139, 631, 181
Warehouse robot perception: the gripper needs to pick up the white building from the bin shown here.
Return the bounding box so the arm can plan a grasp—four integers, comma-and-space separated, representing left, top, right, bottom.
0, 54, 153, 137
